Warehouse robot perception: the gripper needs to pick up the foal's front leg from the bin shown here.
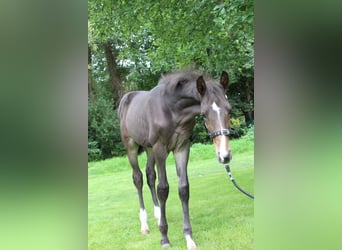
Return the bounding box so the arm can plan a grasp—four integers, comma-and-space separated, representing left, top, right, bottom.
153, 143, 171, 247
174, 143, 197, 250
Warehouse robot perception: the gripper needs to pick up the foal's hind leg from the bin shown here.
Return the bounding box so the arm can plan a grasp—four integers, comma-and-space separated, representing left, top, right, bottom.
126, 140, 149, 234
145, 148, 161, 223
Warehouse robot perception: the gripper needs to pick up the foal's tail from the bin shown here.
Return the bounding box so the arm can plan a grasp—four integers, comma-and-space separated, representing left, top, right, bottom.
118, 91, 139, 121
117, 94, 127, 122
118, 92, 132, 121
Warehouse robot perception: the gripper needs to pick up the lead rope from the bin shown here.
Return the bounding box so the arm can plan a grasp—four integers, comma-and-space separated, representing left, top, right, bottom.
225, 165, 254, 199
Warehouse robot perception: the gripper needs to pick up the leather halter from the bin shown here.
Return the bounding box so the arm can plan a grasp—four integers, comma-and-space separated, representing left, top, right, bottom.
208, 129, 232, 139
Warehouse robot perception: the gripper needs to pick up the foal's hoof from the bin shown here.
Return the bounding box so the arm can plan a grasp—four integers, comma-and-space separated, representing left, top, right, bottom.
141, 229, 150, 235
187, 242, 197, 250
161, 243, 171, 248
188, 246, 197, 250
161, 237, 171, 248
186, 236, 197, 250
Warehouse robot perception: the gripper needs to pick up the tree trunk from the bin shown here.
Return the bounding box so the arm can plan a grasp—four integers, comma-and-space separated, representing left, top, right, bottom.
103, 42, 124, 107
88, 46, 96, 101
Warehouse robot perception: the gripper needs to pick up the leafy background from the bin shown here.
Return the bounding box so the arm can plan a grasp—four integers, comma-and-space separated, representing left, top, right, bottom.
88, 0, 254, 161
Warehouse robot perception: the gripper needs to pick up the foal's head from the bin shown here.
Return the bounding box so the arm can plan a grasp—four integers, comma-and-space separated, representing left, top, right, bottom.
197, 71, 232, 164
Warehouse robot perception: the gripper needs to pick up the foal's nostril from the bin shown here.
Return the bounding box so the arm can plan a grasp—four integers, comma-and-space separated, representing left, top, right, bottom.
218, 156, 230, 164
218, 151, 232, 164
224, 156, 231, 163
228, 150, 232, 160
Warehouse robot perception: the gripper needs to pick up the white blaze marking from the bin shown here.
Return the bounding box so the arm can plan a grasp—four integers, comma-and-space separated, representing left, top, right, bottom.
212, 102, 221, 113
139, 209, 149, 232
220, 133, 228, 157
212, 102, 229, 160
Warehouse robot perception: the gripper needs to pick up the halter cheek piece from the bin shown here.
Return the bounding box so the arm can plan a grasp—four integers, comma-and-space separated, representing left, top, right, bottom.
208, 129, 232, 139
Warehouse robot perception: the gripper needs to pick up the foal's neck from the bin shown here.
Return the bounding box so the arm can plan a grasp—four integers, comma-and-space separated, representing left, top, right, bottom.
174, 97, 200, 112
172, 97, 201, 131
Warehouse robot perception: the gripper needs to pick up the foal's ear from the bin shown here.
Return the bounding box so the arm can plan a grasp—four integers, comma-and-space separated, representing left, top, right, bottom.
196, 76, 206, 96
220, 71, 229, 90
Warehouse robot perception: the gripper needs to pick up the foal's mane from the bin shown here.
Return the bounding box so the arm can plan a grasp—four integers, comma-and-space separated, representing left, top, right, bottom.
157, 70, 202, 86
157, 70, 220, 96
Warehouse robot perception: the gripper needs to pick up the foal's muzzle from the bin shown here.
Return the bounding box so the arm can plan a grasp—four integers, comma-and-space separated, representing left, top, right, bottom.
209, 129, 233, 164
218, 150, 232, 164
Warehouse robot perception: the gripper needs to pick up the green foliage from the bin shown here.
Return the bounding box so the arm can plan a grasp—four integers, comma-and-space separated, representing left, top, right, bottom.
88, 0, 254, 160
228, 76, 254, 124
88, 95, 125, 161
231, 116, 248, 138
212, 0, 254, 80
191, 116, 211, 144
88, 141, 102, 162
241, 124, 254, 142
89, 0, 254, 81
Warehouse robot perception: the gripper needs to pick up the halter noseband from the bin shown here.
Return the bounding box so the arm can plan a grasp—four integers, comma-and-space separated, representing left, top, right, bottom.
208, 129, 232, 139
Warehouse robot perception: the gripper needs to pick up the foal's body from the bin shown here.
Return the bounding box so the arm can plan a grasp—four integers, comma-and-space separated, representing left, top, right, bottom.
118, 71, 231, 249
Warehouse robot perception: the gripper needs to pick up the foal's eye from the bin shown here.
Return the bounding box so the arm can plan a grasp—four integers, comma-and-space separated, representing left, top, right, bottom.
200, 113, 207, 119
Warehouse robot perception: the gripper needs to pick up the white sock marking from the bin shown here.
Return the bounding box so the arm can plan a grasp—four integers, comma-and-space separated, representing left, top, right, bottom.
185, 234, 197, 250
139, 209, 149, 232
154, 206, 161, 225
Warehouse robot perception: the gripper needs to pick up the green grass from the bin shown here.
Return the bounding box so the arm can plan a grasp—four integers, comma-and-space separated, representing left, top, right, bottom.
88, 139, 254, 249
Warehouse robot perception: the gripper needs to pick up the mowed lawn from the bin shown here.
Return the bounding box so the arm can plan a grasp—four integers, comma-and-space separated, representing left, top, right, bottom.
88, 140, 254, 250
